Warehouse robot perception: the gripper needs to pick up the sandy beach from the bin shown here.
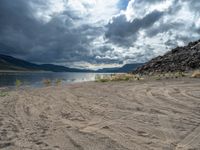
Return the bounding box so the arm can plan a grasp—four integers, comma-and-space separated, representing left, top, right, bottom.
0, 78, 200, 150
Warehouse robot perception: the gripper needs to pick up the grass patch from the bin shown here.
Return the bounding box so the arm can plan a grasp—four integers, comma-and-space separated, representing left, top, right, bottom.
42, 79, 64, 86
43, 79, 52, 86
95, 71, 191, 83
95, 74, 144, 82
55, 79, 62, 86
0, 91, 9, 97
174, 71, 186, 78
154, 75, 161, 80
152, 71, 186, 80
15, 79, 22, 87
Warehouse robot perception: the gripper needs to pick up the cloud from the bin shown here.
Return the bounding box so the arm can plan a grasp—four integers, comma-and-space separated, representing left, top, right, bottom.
0, 0, 117, 66
0, 0, 200, 69
105, 10, 164, 47
104, 0, 200, 63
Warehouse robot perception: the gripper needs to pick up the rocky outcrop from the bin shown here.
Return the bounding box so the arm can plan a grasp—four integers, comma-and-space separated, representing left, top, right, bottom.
134, 40, 200, 74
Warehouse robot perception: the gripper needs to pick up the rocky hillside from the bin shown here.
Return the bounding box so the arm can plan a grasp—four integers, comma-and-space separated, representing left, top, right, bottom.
134, 40, 200, 74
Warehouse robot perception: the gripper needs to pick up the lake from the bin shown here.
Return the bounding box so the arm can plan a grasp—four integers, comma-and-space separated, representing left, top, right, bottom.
0, 72, 111, 87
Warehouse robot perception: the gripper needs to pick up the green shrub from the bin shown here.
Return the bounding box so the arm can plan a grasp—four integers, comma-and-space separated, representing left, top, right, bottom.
0, 91, 8, 97
95, 75, 111, 82
174, 71, 185, 78
95, 74, 144, 82
154, 75, 161, 80
15, 79, 22, 87
43, 79, 52, 86
55, 79, 62, 86
95, 75, 102, 82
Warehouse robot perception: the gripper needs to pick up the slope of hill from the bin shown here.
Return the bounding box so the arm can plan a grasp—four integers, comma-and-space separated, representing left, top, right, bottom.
0, 54, 91, 72
0, 54, 40, 71
134, 40, 200, 74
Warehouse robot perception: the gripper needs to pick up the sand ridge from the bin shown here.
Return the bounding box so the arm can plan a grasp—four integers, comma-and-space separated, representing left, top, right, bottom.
0, 78, 200, 150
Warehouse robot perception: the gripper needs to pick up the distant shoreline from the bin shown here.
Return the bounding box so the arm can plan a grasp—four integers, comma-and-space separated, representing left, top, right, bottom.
0, 70, 52, 73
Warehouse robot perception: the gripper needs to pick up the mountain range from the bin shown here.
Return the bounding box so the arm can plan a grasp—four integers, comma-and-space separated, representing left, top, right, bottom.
0, 54, 142, 73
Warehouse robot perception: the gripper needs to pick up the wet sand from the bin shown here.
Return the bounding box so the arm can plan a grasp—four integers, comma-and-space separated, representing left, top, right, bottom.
0, 78, 200, 150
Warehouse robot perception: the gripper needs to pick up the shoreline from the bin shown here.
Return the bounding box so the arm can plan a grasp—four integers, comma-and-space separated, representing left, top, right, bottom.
0, 76, 199, 89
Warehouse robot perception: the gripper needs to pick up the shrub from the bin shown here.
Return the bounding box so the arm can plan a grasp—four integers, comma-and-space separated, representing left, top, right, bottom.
95, 75, 111, 82
174, 71, 185, 78
95, 73, 144, 82
154, 75, 161, 80
0, 91, 8, 97
43, 79, 52, 86
95, 75, 102, 82
15, 79, 22, 87
55, 79, 62, 86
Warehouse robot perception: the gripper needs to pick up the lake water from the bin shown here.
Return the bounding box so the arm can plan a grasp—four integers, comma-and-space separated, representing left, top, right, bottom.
0, 72, 110, 87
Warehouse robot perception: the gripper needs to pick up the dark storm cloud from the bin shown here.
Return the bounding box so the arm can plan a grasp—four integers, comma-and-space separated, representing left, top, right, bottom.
0, 0, 40, 56
0, 0, 105, 65
105, 10, 164, 47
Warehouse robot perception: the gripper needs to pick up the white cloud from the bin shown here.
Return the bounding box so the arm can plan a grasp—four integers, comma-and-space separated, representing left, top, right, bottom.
30, 0, 119, 25
104, 0, 200, 65
29, 0, 66, 23
125, 0, 173, 21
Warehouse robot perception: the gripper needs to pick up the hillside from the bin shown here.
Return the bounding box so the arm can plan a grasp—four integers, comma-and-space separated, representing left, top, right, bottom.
0, 54, 91, 72
0, 54, 41, 71
134, 40, 200, 74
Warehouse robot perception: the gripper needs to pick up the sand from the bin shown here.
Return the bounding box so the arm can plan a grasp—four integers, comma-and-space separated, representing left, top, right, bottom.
0, 78, 200, 150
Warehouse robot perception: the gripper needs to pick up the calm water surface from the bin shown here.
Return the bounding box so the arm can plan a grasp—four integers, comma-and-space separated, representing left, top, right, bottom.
0, 72, 110, 87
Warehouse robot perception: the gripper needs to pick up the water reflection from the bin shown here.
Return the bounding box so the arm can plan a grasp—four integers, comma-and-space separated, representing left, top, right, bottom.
0, 72, 109, 87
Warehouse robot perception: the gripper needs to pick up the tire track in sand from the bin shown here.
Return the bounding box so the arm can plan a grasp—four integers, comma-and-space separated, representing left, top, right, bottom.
175, 124, 200, 150
80, 114, 153, 150
158, 115, 178, 142
181, 90, 200, 102
146, 88, 179, 147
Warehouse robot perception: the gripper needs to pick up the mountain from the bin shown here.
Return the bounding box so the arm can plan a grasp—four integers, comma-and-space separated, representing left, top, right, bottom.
0, 54, 41, 71
39, 64, 91, 72
97, 63, 144, 73
0, 54, 143, 73
0, 54, 91, 72
134, 39, 200, 74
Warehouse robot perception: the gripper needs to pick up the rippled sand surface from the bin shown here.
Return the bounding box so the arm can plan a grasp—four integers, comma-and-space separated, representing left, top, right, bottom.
0, 78, 200, 150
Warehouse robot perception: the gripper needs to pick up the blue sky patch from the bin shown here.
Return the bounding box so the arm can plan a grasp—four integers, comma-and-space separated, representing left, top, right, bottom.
118, 0, 129, 10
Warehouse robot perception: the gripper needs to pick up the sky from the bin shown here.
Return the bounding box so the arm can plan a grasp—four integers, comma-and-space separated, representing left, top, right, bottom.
0, 0, 200, 69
